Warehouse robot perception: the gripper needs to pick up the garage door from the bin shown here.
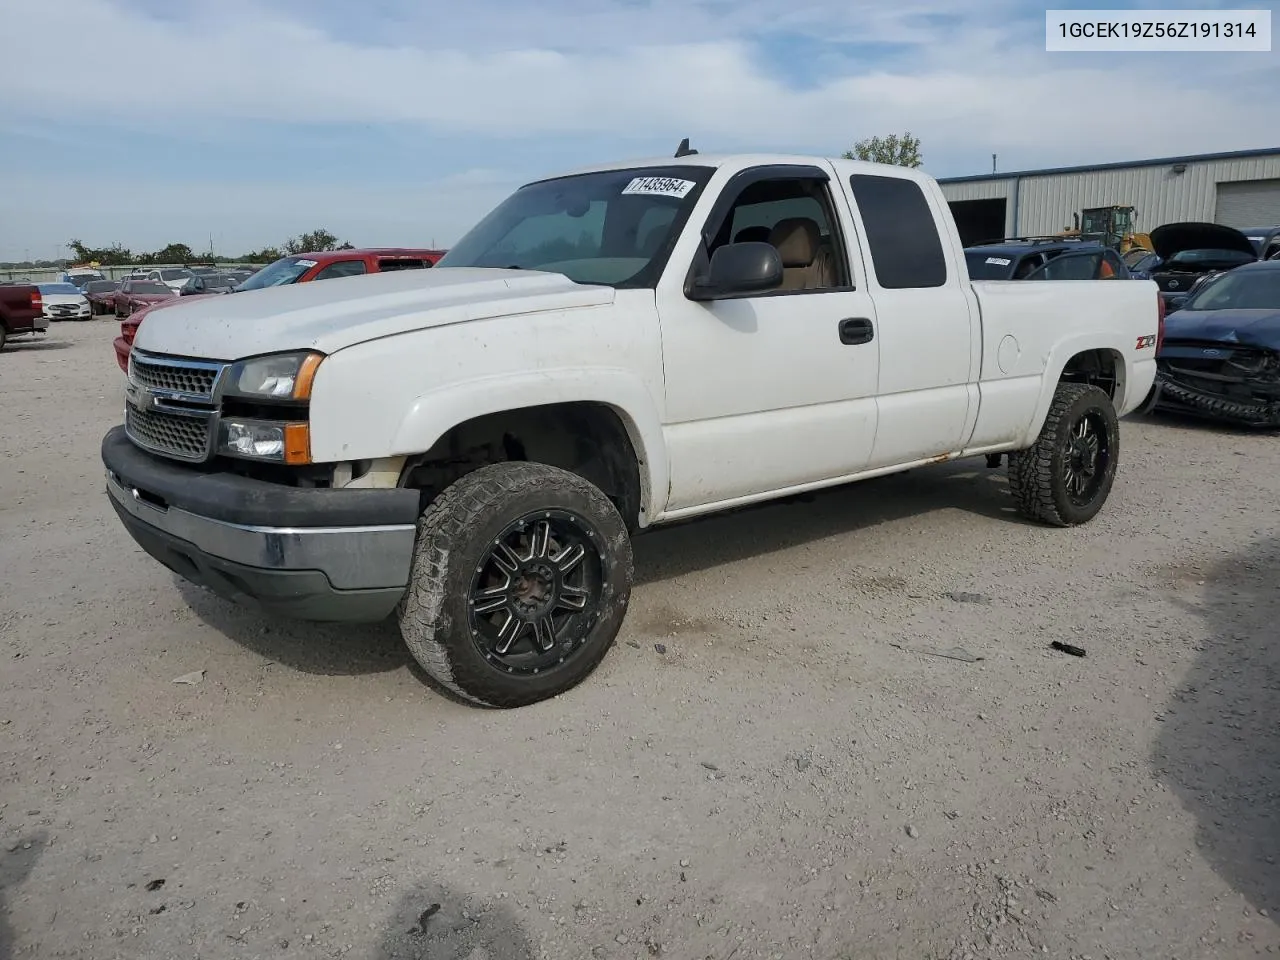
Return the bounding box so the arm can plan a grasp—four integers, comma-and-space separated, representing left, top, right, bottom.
1215, 178, 1280, 228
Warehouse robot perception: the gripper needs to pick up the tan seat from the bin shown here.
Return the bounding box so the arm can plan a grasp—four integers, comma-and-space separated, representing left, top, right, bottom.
767, 217, 836, 291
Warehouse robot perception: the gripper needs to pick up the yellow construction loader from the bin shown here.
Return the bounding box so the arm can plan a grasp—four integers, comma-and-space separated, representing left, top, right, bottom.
1056, 205, 1153, 258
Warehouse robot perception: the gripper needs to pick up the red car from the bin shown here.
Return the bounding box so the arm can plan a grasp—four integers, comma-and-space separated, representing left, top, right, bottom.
113, 247, 446, 372
112, 279, 176, 318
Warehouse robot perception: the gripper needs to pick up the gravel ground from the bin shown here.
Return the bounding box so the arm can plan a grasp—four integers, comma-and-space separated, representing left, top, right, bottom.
1, 320, 1277, 960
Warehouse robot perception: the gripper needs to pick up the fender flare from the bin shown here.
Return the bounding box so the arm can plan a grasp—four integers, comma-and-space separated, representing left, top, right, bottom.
390, 367, 670, 522
1018, 335, 1132, 448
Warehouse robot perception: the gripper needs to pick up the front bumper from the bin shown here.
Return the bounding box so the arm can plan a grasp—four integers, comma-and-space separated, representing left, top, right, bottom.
102, 425, 421, 621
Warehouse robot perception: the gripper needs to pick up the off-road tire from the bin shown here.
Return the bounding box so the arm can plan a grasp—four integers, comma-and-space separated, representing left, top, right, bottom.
397, 461, 634, 708
1007, 382, 1119, 527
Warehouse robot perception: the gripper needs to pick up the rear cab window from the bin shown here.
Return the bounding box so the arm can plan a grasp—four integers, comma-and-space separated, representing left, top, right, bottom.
376, 258, 430, 272
847, 174, 948, 289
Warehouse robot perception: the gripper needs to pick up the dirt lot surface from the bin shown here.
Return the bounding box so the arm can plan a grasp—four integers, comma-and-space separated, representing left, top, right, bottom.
1, 320, 1277, 960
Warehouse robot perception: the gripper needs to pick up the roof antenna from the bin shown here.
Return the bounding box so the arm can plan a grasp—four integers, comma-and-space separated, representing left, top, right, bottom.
674, 137, 698, 158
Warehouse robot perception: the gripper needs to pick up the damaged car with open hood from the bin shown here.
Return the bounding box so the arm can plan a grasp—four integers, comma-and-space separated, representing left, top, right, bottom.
1148, 221, 1259, 312
1145, 259, 1280, 426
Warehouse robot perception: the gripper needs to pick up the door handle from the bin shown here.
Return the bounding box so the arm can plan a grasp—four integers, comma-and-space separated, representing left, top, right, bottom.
838, 317, 874, 345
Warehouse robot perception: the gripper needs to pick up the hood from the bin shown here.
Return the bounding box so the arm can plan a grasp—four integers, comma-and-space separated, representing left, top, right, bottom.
1164, 308, 1280, 348
131, 267, 616, 361
1150, 222, 1257, 259
131, 293, 172, 302
42, 293, 87, 305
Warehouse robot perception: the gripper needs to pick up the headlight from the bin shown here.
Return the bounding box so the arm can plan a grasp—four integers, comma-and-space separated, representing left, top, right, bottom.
218, 417, 311, 464
223, 351, 324, 401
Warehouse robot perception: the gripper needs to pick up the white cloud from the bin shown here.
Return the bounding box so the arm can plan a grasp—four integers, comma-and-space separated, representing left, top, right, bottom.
1, 0, 1273, 151
0, 0, 1275, 259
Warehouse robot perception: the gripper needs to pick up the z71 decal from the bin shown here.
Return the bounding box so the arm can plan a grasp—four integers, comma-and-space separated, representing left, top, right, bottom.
1135, 334, 1157, 350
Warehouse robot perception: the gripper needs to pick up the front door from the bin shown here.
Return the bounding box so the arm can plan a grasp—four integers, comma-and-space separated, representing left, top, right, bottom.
656, 164, 880, 514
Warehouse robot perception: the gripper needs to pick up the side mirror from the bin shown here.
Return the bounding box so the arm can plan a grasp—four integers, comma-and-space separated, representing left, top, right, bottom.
688, 241, 783, 301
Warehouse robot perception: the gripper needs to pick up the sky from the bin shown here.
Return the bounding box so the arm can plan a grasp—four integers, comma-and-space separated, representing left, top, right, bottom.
0, 0, 1276, 261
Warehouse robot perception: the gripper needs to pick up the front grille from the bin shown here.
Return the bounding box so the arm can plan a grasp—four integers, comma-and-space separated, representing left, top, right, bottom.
126, 405, 212, 460
130, 352, 221, 398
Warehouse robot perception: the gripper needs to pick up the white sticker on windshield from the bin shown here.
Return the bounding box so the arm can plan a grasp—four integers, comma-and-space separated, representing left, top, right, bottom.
294, 259, 318, 268
621, 176, 697, 199
1247, 236, 1263, 242
985, 257, 1012, 266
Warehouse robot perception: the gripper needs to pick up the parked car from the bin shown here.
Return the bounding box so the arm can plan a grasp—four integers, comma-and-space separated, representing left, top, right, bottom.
113, 249, 448, 371
36, 282, 92, 320
113, 279, 176, 317
0, 283, 47, 351
1143, 259, 1280, 426
60, 268, 106, 288
1148, 222, 1258, 311
102, 151, 1161, 708
1237, 226, 1280, 261
964, 237, 1130, 281
234, 248, 446, 291
1126, 251, 1162, 279
85, 279, 122, 315
198, 273, 240, 294
141, 267, 198, 295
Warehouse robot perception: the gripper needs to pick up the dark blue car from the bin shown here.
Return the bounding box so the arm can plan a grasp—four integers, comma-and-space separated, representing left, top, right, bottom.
964, 238, 1130, 281
1146, 259, 1280, 426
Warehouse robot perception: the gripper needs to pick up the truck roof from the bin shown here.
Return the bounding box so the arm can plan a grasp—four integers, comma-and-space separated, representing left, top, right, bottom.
543, 153, 933, 183
287, 247, 447, 262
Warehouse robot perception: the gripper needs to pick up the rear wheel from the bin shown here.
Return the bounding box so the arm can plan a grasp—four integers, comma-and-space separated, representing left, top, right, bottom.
398, 461, 633, 707
1007, 383, 1119, 526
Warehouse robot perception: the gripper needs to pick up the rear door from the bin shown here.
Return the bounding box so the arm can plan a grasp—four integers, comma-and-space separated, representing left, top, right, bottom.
834, 166, 977, 468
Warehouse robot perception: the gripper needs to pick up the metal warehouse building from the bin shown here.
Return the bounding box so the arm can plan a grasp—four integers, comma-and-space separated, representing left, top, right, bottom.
938, 147, 1280, 247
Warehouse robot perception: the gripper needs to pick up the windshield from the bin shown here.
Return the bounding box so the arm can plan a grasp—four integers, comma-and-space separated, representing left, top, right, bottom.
1165, 248, 1256, 266
39, 283, 82, 295
86, 280, 118, 292
131, 282, 171, 295
437, 166, 714, 287
964, 251, 1016, 280
159, 269, 193, 281
1183, 268, 1280, 311
236, 256, 315, 291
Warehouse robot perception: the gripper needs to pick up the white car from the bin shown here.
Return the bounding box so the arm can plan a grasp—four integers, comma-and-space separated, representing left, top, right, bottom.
102, 150, 1162, 708
143, 267, 198, 295
36, 282, 92, 321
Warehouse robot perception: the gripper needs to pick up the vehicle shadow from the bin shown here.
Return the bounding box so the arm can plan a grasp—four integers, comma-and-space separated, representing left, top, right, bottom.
372, 882, 535, 960
633, 457, 1023, 586
1, 339, 73, 352
175, 579, 412, 677
1140, 408, 1280, 437
180, 459, 1022, 675
1152, 535, 1280, 916
0, 831, 47, 960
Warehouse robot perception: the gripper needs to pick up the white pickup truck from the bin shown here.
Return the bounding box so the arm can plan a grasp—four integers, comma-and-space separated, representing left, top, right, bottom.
101, 152, 1163, 707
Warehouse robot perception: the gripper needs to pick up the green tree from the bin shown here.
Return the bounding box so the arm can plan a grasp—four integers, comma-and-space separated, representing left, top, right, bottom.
68, 239, 133, 265
238, 247, 282, 264
146, 242, 196, 264
283, 228, 351, 255
842, 132, 923, 168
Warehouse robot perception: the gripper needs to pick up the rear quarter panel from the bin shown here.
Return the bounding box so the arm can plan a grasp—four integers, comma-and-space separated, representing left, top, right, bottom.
967, 279, 1160, 449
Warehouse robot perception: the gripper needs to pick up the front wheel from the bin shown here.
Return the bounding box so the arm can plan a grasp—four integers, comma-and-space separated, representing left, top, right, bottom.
397, 461, 634, 708
1007, 382, 1120, 527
